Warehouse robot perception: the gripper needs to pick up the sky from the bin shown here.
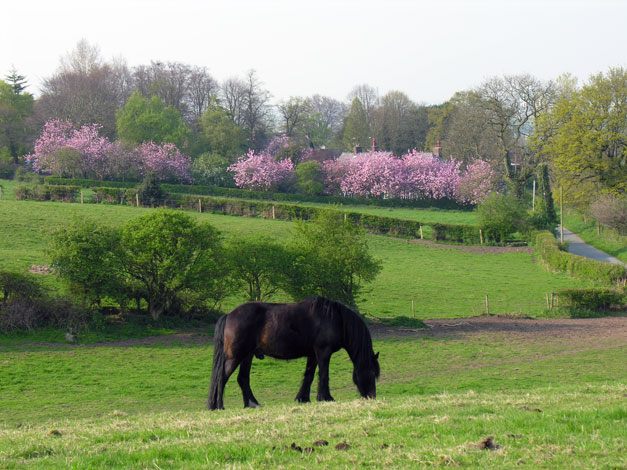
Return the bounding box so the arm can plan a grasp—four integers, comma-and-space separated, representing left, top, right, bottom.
3, 0, 627, 105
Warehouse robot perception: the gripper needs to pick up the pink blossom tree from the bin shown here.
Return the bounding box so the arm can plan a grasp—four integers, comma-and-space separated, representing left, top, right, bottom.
228, 150, 294, 191
458, 159, 500, 204
136, 142, 192, 183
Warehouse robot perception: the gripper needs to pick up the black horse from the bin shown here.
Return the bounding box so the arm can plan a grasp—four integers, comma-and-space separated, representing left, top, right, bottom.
208, 296, 380, 410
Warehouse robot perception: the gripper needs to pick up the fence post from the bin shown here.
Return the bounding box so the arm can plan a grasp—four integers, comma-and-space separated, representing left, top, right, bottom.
485, 294, 490, 315
136, 193, 139, 207
411, 298, 415, 318
550, 292, 555, 310
532, 180, 536, 211
419, 225, 423, 240
272, 205, 276, 220
546, 292, 550, 309
0, 186, 4, 199
198, 199, 202, 213
80, 190, 84, 204
479, 229, 483, 245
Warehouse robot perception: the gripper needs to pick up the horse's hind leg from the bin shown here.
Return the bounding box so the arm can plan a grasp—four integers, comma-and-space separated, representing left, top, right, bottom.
237, 354, 261, 408
295, 355, 317, 403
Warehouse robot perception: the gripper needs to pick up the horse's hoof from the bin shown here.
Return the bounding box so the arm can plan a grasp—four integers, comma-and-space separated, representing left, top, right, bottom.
296, 397, 311, 403
246, 402, 262, 408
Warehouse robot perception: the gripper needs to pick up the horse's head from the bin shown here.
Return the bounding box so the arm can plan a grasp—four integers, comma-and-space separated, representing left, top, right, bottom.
353, 351, 380, 399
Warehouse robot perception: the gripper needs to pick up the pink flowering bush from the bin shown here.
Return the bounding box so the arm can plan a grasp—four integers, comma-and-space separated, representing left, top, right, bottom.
228, 150, 294, 191
25, 120, 192, 183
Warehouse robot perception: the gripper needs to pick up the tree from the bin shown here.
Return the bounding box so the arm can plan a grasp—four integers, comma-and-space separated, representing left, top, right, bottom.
477, 193, 528, 244
228, 150, 294, 191
225, 234, 290, 302
37, 40, 132, 139
277, 96, 310, 136
533, 68, 627, 206
285, 210, 382, 308
342, 98, 370, 151
588, 195, 627, 235
48, 218, 123, 306
531, 162, 557, 229
295, 161, 324, 195
116, 91, 190, 147
0, 74, 34, 163
118, 210, 225, 321
135, 141, 192, 182
195, 104, 247, 160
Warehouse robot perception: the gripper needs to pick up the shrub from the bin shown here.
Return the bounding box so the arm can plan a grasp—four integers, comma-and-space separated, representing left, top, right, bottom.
136, 173, 166, 207
14, 184, 79, 202
588, 194, 627, 235
477, 193, 528, 244
556, 288, 625, 311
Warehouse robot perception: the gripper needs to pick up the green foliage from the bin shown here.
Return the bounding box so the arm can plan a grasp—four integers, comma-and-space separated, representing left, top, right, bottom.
535, 231, 626, 285
530, 162, 557, 230
118, 210, 226, 321
194, 105, 247, 159
294, 160, 324, 195
533, 68, 627, 205
556, 287, 625, 312
0, 270, 43, 303
431, 223, 481, 244
190, 152, 236, 187
14, 184, 80, 202
285, 210, 382, 307
0, 77, 35, 162
342, 97, 370, 151
225, 234, 290, 301
136, 173, 165, 207
91, 187, 128, 204
48, 218, 123, 306
116, 91, 189, 147
477, 193, 528, 244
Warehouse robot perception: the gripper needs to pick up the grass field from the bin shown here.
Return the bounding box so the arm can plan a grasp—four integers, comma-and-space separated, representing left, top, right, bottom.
0, 197, 593, 319
1, 318, 625, 468
563, 209, 627, 263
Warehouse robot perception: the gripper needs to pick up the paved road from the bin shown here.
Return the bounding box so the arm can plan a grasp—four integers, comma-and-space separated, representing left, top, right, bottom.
558, 225, 626, 267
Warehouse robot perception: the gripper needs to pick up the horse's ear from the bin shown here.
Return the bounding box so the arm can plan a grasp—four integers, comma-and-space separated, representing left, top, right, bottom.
374, 352, 379, 360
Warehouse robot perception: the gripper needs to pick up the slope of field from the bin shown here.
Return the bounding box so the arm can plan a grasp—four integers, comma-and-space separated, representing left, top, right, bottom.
0, 198, 593, 318
563, 209, 627, 263
1, 317, 625, 469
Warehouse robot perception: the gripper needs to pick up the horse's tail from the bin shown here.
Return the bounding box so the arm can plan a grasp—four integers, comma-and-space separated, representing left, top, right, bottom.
208, 315, 228, 410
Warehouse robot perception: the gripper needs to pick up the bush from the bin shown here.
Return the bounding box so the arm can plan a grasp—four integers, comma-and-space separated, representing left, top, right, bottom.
0, 159, 17, 179
556, 288, 625, 311
588, 195, 627, 235
15, 167, 45, 183
535, 231, 626, 285
136, 173, 166, 207
91, 187, 128, 204
15, 184, 79, 202
477, 193, 528, 244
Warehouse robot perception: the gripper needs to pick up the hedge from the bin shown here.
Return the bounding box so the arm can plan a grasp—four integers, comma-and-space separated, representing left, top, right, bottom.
555, 287, 625, 311
43, 176, 471, 211
535, 231, 627, 285
15, 184, 80, 202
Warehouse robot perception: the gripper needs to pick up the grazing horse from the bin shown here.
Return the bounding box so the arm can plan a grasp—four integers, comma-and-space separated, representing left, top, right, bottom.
208, 296, 380, 410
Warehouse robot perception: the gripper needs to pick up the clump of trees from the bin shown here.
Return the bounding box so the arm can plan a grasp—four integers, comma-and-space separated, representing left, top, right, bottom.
46, 209, 381, 325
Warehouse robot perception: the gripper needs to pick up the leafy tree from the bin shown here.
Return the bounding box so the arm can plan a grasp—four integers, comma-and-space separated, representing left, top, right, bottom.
191, 152, 236, 187
225, 234, 289, 302
295, 160, 324, 195
228, 150, 294, 191
118, 210, 224, 321
116, 91, 190, 147
194, 104, 247, 159
342, 98, 370, 151
277, 96, 310, 136
531, 163, 557, 229
285, 210, 382, 308
477, 193, 528, 244
0, 76, 34, 163
48, 218, 123, 306
533, 68, 627, 206
0, 270, 43, 304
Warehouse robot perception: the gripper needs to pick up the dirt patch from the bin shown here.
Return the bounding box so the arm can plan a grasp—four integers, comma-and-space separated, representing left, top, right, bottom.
411, 239, 534, 255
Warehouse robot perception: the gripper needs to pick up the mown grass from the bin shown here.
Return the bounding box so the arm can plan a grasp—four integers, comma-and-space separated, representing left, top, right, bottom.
0, 329, 625, 468
563, 209, 627, 263
0, 180, 595, 318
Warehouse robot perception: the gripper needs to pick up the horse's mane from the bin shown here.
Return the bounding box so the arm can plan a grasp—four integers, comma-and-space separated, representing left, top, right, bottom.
311, 297, 376, 375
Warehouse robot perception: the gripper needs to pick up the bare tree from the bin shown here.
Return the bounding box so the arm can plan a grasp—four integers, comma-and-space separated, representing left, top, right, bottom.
187, 66, 218, 123
220, 77, 248, 126
132, 61, 193, 120
308, 94, 347, 134
347, 83, 379, 127
277, 96, 310, 136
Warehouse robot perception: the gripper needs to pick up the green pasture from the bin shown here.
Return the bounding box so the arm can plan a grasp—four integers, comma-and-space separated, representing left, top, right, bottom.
563, 209, 627, 263
0, 328, 625, 468
0, 196, 593, 318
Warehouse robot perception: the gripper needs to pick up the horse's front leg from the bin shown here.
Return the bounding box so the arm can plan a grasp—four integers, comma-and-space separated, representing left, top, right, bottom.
315, 349, 334, 402
295, 355, 317, 403
237, 354, 261, 408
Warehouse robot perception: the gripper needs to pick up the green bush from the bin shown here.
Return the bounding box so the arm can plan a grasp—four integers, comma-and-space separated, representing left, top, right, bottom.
535, 231, 626, 285
556, 288, 625, 311
432, 223, 481, 244
15, 184, 80, 202
136, 173, 166, 207
91, 187, 128, 204
477, 193, 528, 244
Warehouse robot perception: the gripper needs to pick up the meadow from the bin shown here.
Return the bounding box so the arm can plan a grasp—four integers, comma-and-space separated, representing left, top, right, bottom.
1, 179, 625, 469
1, 317, 625, 468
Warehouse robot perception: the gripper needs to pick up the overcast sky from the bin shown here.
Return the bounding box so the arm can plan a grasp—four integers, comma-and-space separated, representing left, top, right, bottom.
3, 0, 626, 105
